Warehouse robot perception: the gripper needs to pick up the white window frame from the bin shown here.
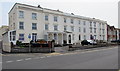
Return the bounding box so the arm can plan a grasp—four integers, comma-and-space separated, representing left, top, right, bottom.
54, 16, 58, 22
32, 23, 37, 30
45, 24, 49, 30
19, 22, 24, 29
19, 11, 24, 18
19, 34, 24, 41
54, 25, 58, 31
32, 13, 37, 20
45, 15, 48, 21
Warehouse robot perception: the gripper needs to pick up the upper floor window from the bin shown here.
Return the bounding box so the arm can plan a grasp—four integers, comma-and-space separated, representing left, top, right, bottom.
102, 23, 104, 28
94, 28, 96, 33
71, 26, 74, 31
54, 16, 58, 22
79, 27, 81, 32
64, 26, 67, 31
83, 28, 86, 33
32, 23, 37, 30
99, 23, 101, 26
94, 22, 96, 27
90, 21, 92, 26
19, 22, 24, 29
19, 11, 24, 18
45, 24, 49, 30
102, 29, 105, 34
78, 20, 81, 24
90, 27, 92, 33
32, 13, 37, 20
71, 19, 74, 24
19, 34, 24, 41
54, 25, 58, 31
45, 15, 48, 21
64, 18, 67, 23
83, 21, 86, 25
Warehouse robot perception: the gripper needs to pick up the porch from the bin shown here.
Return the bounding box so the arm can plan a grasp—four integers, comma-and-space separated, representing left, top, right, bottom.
44, 31, 73, 45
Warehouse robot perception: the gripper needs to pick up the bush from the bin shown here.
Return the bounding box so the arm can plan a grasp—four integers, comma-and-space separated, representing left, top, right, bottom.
16, 40, 22, 46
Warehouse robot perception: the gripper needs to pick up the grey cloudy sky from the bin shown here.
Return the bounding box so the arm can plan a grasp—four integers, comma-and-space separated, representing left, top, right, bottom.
0, 0, 119, 28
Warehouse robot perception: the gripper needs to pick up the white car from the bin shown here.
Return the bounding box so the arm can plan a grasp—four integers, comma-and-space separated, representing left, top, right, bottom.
87, 40, 97, 45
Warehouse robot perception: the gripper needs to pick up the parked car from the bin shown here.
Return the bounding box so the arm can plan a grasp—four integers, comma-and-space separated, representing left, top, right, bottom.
81, 40, 97, 46
111, 40, 120, 43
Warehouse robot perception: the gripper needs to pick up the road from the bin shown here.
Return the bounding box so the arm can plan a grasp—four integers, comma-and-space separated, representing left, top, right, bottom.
2, 46, 118, 69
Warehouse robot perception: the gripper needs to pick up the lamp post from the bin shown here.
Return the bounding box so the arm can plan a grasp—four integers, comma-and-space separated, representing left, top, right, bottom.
28, 34, 31, 53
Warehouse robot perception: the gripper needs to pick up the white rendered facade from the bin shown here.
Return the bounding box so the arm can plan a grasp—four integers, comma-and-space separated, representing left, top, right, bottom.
9, 3, 107, 45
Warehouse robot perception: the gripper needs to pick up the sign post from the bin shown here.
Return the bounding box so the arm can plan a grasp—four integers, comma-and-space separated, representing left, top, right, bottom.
28, 34, 31, 53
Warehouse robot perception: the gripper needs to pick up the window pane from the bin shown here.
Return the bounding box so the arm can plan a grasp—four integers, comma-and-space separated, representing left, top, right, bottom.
32, 13, 37, 20
79, 20, 80, 24
19, 11, 24, 18
79, 27, 81, 32
54, 25, 58, 31
45, 24, 48, 30
19, 34, 24, 41
83, 28, 86, 33
64, 26, 67, 31
90, 21, 92, 26
83, 21, 86, 25
71, 26, 74, 31
71, 19, 73, 24
64, 18, 66, 23
19, 22, 24, 29
54, 16, 57, 22
32, 23, 37, 30
45, 15, 48, 21
94, 22, 96, 27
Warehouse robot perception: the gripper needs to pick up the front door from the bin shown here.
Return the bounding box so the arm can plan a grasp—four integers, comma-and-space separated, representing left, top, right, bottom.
68, 35, 71, 44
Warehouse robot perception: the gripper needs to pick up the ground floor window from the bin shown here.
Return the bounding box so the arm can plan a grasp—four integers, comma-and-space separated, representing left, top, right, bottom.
19, 34, 24, 41
72, 34, 74, 40
44, 35, 48, 41
84, 35, 86, 40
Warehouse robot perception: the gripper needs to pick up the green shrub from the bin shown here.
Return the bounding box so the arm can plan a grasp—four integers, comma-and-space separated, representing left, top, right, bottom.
16, 40, 22, 46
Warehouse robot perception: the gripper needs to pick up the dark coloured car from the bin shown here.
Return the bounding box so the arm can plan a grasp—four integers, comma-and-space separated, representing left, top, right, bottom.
111, 40, 120, 43
81, 40, 97, 46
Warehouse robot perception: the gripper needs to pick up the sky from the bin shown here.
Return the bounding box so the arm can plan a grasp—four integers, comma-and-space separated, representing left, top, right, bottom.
0, 0, 119, 28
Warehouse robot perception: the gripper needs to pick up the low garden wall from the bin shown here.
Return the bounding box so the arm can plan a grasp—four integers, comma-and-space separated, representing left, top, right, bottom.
11, 47, 53, 53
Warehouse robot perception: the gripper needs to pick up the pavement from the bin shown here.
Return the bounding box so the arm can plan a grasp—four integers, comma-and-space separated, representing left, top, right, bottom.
2, 45, 118, 69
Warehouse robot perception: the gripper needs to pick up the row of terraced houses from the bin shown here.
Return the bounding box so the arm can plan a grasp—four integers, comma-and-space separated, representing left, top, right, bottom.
0, 3, 120, 47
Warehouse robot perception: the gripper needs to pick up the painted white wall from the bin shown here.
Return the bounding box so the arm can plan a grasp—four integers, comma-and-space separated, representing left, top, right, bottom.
9, 3, 108, 44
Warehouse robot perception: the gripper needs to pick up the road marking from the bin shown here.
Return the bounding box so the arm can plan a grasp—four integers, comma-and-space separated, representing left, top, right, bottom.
6, 61, 13, 63
16, 59, 23, 62
45, 53, 61, 56
34, 57, 40, 59
25, 58, 32, 60
46, 56, 51, 57
40, 56, 45, 58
